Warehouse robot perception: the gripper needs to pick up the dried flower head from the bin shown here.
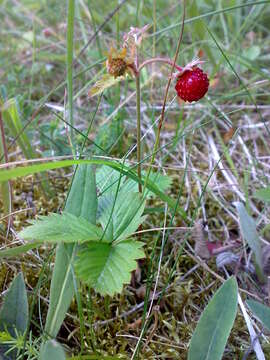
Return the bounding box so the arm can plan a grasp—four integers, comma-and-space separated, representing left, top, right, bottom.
88, 24, 149, 97
106, 47, 134, 78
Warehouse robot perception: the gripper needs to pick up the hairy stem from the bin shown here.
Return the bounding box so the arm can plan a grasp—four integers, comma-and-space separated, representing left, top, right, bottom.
139, 57, 183, 73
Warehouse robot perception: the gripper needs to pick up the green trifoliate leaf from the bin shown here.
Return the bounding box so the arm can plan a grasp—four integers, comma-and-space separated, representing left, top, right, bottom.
75, 240, 145, 296
96, 166, 172, 200
98, 191, 146, 242
19, 212, 106, 243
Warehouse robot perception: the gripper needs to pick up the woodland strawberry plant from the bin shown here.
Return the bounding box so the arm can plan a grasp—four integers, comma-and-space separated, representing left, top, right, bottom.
18, 166, 172, 296
1, 1, 270, 359
1, 21, 211, 358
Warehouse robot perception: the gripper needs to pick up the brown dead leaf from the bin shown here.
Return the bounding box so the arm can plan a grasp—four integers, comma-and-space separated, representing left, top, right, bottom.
126, 318, 142, 331
223, 127, 237, 143
135, 284, 154, 301
193, 220, 210, 260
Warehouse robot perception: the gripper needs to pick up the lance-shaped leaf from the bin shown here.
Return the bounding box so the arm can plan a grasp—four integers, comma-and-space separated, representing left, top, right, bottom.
40, 340, 66, 360
247, 299, 270, 331
254, 188, 270, 203
188, 277, 238, 360
44, 165, 97, 338
75, 240, 144, 296
19, 213, 104, 243
0, 273, 28, 337
235, 202, 263, 272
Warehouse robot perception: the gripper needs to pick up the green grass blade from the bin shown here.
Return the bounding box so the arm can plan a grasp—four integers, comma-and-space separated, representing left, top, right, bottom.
206, 25, 270, 136
153, 1, 270, 36
187, 2, 214, 64
0, 159, 187, 221
1, 97, 53, 196
1, 98, 34, 159
0, 118, 10, 216
67, 0, 75, 147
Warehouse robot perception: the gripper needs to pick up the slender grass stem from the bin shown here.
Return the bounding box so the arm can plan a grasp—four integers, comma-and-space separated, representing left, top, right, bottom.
132, 2, 186, 358
67, 0, 75, 152
136, 73, 142, 193
88, 3, 102, 58
142, 3, 186, 197
0, 111, 9, 172
0, 110, 12, 230
150, 0, 156, 102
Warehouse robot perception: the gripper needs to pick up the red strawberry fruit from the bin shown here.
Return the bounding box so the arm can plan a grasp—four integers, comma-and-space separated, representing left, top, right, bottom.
175, 67, 209, 103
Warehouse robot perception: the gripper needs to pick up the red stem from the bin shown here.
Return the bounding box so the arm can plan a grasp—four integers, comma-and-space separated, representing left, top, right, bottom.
139, 57, 183, 72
